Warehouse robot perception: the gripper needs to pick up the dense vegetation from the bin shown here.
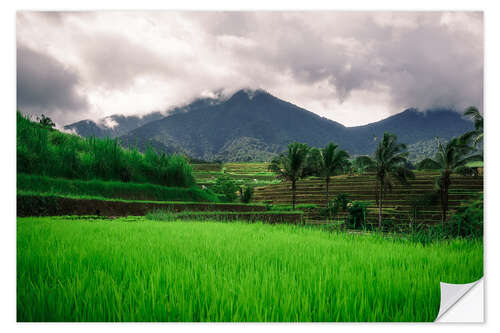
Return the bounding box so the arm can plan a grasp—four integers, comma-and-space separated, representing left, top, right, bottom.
18, 218, 483, 322
434, 132, 482, 225
362, 132, 415, 227
17, 112, 194, 187
264, 106, 483, 234
269, 143, 312, 209
446, 196, 483, 238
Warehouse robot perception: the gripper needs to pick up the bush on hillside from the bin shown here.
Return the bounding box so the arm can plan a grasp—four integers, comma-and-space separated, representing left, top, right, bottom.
239, 186, 254, 203
408, 196, 483, 245
319, 193, 350, 218
446, 196, 483, 239
346, 201, 371, 229
211, 175, 239, 202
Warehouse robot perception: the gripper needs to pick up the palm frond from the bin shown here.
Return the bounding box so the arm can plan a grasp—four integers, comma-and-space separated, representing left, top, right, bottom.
474, 132, 483, 146
454, 154, 483, 168
464, 106, 483, 131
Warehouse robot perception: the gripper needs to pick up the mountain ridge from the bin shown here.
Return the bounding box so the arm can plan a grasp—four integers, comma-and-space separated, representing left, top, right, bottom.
65, 89, 474, 162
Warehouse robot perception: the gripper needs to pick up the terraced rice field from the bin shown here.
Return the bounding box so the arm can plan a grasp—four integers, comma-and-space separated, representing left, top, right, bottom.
17, 217, 483, 322
254, 171, 483, 225
193, 162, 277, 187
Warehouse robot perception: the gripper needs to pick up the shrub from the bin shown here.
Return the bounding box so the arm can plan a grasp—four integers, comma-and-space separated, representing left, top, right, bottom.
211, 175, 239, 202
239, 186, 254, 203
319, 193, 350, 218
346, 201, 370, 229
408, 192, 439, 225
407, 196, 483, 244
446, 196, 483, 239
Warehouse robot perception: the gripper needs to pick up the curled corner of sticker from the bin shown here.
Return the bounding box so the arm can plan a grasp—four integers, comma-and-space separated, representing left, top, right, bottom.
435, 277, 484, 322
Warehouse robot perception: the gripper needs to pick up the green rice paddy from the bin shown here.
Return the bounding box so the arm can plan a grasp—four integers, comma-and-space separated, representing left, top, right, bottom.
17, 217, 483, 322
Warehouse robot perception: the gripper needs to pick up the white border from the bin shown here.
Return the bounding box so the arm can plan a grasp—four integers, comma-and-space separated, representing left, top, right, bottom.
2, 1, 499, 332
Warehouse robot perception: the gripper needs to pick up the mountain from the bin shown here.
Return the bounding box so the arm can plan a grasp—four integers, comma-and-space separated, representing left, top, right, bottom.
345, 108, 474, 156
119, 89, 350, 161
64, 112, 166, 138
116, 89, 473, 162
64, 94, 228, 138
65, 89, 474, 162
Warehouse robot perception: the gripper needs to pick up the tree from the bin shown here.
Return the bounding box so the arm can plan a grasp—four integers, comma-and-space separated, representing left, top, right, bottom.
239, 185, 254, 203
352, 155, 376, 174
315, 143, 350, 206
464, 106, 483, 146
212, 175, 239, 202
268, 142, 310, 210
433, 133, 482, 228
365, 132, 415, 228
304, 147, 322, 176
37, 114, 56, 130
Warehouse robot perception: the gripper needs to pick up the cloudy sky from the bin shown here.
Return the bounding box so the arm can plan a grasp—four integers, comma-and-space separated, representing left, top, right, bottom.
16, 11, 483, 127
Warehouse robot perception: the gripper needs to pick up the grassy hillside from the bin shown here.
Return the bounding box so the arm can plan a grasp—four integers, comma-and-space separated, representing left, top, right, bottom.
18, 174, 219, 202
17, 112, 194, 187
18, 218, 483, 322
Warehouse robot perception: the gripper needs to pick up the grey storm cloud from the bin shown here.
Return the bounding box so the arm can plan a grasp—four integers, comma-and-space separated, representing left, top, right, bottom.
16, 11, 483, 126
209, 12, 483, 110
16, 44, 89, 123
79, 32, 184, 89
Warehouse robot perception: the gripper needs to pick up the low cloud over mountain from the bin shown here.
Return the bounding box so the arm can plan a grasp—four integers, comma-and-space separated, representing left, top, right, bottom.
17, 11, 482, 127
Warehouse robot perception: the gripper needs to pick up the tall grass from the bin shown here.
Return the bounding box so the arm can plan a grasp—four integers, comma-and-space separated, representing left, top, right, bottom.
17, 217, 483, 322
145, 209, 302, 223
17, 112, 194, 187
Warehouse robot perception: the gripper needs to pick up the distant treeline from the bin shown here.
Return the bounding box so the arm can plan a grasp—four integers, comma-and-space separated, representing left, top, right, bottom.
17, 112, 194, 187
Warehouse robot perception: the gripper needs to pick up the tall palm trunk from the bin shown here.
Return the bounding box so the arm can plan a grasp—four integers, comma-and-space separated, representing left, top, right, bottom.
378, 181, 383, 228
291, 180, 296, 210
439, 171, 451, 231
441, 187, 448, 228
325, 176, 330, 207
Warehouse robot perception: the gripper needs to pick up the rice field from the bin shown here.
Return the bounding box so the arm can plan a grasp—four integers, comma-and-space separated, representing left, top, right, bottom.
192, 162, 278, 187
17, 217, 483, 322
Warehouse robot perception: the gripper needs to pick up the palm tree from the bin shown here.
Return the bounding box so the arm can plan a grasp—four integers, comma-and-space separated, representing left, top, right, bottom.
366, 132, 415, 228
433, 133, 482, 228
464, 106, 483, 146
316, 143, 350, 206
268, 142, 310, 210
